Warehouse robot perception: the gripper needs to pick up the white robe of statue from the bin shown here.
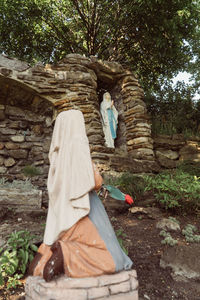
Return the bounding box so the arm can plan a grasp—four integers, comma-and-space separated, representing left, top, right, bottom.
100, 92, 118, 148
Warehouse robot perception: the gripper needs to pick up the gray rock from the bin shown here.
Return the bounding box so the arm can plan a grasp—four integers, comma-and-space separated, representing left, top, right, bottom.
155, 151, 177, 168
0, 166, 7, 174
0, 156, 4, 166
155, 149, 179, 160
0, 128, 17, 135
5, 106, 45, 122
0, 54, 30, 71
8, 121, 20, 129
10, 135, 25, 143
26, 136, 43, 142
160, 244, 200, 280
179, 142, 200, 162
5, 142, 20, 149
156, 218, 180, 231
129, 207, 163, 220
43, 139, 51, 153
154, 136, 185, 151
4, 157, 16, 167
0, 188, 42, 208
19, 142, 33, 149
0, 149, 8, 156
8, 165, 22, 174
130, 148, 155, 160
8, 149, 28, 159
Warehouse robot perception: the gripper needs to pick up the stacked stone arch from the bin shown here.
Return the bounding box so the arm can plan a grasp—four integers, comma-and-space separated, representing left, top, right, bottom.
0, 53, 159, 183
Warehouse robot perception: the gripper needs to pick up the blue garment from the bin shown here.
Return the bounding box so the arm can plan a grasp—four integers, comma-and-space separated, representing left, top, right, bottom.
89, 191, 133, 272
107, 108, 117, 139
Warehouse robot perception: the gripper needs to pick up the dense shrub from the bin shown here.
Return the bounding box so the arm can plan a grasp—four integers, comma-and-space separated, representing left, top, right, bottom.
108, 169, 200, 215
145, 81, 200, 136
0, 231, 38, 289
144, 170, 200, 214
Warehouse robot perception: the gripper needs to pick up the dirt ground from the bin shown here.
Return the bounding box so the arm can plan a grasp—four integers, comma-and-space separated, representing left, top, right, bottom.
107, 206, 200, 300
0, 201, 200, 300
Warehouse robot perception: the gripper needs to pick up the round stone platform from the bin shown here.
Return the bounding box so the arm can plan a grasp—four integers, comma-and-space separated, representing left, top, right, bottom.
25, 270, 138, 300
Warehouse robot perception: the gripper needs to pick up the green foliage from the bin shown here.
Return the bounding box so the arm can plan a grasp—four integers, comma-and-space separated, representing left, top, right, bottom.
0, 230, 38, 289
146, 81, 200, 136
159, 220, 200, 247
144, 170, 200, 214
159, 230, 178, 246
182, 224, 200, 243
1, 0, 200, 138
115, 228, 128, 255
106, 173, 146, 202
168, 217, 180, 225
177, 161, 200, 177
0, 0, 199, 86
22, 165, 41, 177
106, 169, 200, 215
0, 178, 37, 190
6, 274, 22, 289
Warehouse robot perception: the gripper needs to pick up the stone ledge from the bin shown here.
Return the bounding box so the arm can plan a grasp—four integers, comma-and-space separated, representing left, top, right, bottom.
25, 270, 138, 300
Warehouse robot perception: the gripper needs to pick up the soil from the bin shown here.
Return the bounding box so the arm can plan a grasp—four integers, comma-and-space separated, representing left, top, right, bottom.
0, 200, 200, 300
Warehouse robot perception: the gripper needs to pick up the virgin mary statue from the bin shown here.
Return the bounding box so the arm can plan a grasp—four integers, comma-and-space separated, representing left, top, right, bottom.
100, 92, 118, 148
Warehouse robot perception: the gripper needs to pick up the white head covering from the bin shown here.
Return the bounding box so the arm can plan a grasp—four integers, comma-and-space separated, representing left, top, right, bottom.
44, 110, 95, 245
101, 92, 112, 112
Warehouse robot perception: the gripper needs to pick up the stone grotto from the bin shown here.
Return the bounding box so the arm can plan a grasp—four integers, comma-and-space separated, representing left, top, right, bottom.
0, 53, 200, 193
0, 53, 160, 191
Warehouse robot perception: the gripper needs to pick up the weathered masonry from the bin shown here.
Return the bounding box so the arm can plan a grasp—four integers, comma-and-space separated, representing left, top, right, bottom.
0, 53, 159, 186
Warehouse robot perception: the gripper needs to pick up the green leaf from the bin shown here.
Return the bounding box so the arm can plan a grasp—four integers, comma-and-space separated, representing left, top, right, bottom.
18, 249, 25, 261
24, 251, 29, 265
30, 244, 38, 252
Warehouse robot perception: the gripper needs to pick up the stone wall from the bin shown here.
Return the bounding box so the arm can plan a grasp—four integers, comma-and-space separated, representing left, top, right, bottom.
0, 54, 199, 180
0, 103, 53, 189
0, 53, 158, 177
25, 270, 138, 300
154, 134, 200, 168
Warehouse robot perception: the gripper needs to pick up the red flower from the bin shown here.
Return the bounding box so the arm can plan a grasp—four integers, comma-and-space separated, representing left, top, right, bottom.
125, 194, 134, 205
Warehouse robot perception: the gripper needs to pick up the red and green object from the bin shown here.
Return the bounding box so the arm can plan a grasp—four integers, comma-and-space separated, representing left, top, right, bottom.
103, 185, 134, 205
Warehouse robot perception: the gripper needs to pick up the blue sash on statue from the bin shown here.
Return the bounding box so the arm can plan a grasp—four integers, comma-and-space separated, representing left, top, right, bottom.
107, 108, 117, 139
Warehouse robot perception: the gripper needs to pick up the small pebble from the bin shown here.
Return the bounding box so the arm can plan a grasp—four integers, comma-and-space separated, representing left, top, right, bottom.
18, 218, 22, 222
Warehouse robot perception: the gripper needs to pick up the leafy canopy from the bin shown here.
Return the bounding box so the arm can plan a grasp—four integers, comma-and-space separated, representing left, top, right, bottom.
145, 80, 200, 135
0, 0, 199, 84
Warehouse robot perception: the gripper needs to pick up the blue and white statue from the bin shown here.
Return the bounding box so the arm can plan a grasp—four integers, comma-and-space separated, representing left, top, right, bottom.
100, 92, 118, 148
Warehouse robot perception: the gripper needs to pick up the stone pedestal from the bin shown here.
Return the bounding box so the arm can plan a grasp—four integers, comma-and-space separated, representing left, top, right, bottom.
25, 270, 138, 300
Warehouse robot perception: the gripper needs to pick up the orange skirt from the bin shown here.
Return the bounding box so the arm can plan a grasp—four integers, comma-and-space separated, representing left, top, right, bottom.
33, 216, 115, 278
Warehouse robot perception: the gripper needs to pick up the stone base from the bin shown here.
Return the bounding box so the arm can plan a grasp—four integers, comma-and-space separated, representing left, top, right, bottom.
25, 270, 138, 300
0, 188, 42, 209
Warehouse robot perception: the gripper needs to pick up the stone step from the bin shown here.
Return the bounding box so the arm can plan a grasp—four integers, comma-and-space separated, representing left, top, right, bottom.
0, 188, 42, 208
25, 270, 138, 300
